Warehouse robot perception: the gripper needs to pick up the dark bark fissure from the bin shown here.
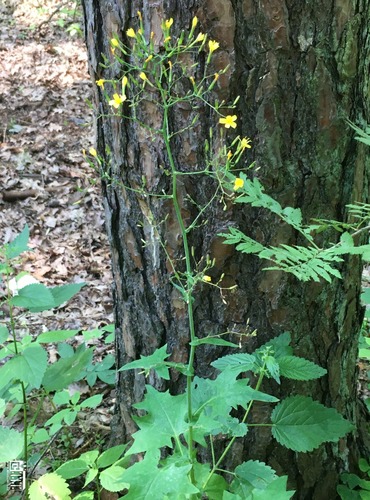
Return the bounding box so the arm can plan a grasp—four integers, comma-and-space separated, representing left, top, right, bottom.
81, 0, 370, 497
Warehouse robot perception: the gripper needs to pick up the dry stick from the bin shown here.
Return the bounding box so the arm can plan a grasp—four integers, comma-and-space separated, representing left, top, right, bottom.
27, 428, 63, 480
37, 2, 70, 31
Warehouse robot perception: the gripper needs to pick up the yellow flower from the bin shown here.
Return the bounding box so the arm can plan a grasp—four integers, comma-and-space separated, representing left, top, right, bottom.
203, 275, 212, 282
137, 10, 142, 21
111, 38, 119, 47
208, 40, 220, 53
145, 54, 153, 63
219, 115, 237, 129
89, 147, 97, 157
233, 177, 244, 191
165, 18, 174, 29
109, 93, 126, 108
122, 75, 128, 88
227, 150, 232, 160
126, 28, 136, 38
195, 32, 205, 43
192, 16, 198, 29
164, 36, 171, 43
240, 137, 252, 149
139, 72, 148, 81
96, 79, 105, 88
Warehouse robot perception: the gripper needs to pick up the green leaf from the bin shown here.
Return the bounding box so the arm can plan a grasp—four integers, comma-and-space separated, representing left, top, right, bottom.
337, 484, 360, 499
271, 396, 354, 451
118, 345, 171, 380
209, 415, 248, 438
53, 390, 71, 406
341, 473, 370, 491
0, 426, 23, 461
234, 177, 283, 216
359, 459, 370, 474
190, 337, 239, 348
7, 344, 48, 389
36, 329, 80, 343
265, 356, 280, 383
191, 371, 278, 442
219, 228, 265, 254
0, 325, 9, 343
120, 450, 199, 499
234, 460, 277, 489
28, 473, 71, 499
80, 394, 103, 408
56, 459, 89, 479
84, 468, 99, 487
258, 332, 293, 359
21, 344, 48, 388
97, 444, 127, 469
100, 465, 129, 492
361, 289, 370, 305
5, 225, 30, 259
281, 207, 303, 228
223, 492, 242, 499
211, 353, 256, 374
278, 356, 327, 380
31, 428, 50, 444
64, 410, 78, 425
128, 386, 188, 454
80, 449, 100, 465
42, 347, 94, 391
11, 283, 55, 311
0, 398, 6, 417
252, 476, 295, 499
50, 282, 86, 307
74, 493, 94, 500
194, 462, 228, 499
45, 408, 71, 427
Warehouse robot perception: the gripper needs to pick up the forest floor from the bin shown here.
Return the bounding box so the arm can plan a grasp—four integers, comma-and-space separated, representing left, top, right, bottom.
0, 0, 115, 482
0, 0, 113, 331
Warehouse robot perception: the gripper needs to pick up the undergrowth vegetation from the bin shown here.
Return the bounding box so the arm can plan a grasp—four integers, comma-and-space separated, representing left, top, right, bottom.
1, 13, 370, 499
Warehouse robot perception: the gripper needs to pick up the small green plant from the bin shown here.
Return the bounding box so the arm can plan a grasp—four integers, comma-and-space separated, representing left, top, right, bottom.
0, 226, 114, 497
338, 458, 370, 499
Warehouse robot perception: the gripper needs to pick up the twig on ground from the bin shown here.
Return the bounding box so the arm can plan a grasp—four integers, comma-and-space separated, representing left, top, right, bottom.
37, 1, 70, 31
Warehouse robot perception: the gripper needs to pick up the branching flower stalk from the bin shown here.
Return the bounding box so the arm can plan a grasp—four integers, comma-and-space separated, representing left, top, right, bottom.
92, 13, 255, 490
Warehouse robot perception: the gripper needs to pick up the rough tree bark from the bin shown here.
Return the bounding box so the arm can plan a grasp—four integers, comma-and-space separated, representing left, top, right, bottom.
81, 0, 370, 498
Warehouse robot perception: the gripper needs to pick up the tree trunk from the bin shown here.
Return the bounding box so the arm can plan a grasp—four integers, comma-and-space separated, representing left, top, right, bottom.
81, 0, 370, 498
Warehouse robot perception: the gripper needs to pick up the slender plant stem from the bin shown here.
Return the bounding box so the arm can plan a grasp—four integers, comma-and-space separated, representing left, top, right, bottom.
161, 102, 197, 481
202, 365, 266, 490
6, 261, 29, 494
